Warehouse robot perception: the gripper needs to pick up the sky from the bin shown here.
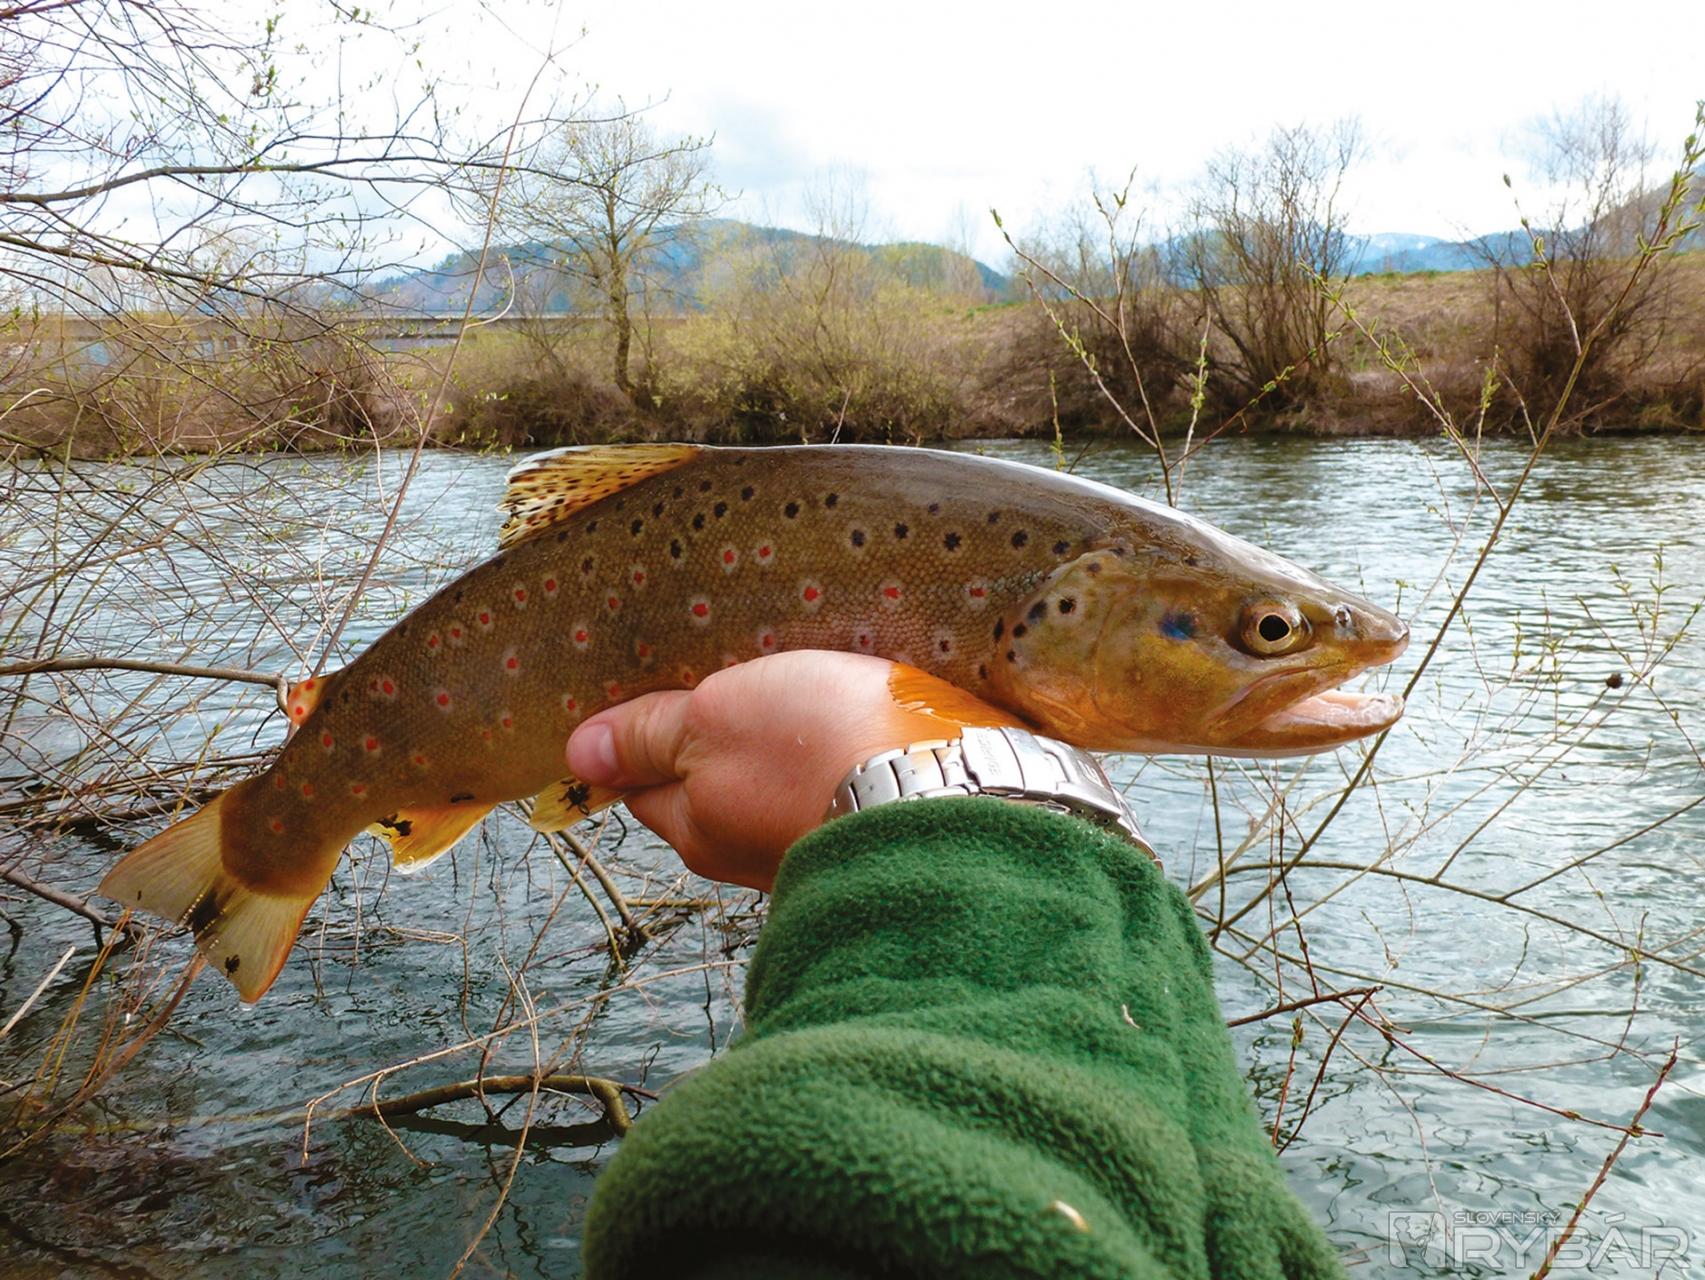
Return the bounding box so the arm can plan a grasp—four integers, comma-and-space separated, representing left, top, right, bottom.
312, 0, 1705, 267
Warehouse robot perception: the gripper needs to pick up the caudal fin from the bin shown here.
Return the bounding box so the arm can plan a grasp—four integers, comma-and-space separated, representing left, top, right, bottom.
99, 781, 326, 1002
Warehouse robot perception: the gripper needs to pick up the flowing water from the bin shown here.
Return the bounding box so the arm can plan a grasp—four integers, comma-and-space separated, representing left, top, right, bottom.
1, 435, 1702, 1277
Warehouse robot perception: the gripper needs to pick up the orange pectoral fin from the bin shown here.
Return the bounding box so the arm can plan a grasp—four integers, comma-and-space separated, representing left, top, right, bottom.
886, 664, 1030, 735
527, 778, 623, 833
368, 803, 494, 873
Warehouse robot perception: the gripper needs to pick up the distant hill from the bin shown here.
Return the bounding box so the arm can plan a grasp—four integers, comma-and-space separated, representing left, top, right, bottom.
368, 219, 1011, 314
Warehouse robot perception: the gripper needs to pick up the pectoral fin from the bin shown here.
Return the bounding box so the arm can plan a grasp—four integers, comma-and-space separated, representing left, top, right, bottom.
368, 803, 494, 873
527, 778, 622, 832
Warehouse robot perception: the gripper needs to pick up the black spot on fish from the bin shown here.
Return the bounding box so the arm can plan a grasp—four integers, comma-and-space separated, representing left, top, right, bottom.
1086, 562, 1102, 575
582, 556, 595, 573
450, 792, 475, 805
1183, 553, 1199, 567
454, 590, 464, 602
341, 691, 350, 704
944, 531, 961, 551
693, 513, 706, 530
557, 531, 568, 543
586, 520, 599, 533
1058, 597, 1076, 614
850, 529, 865, 548
714, 502, 728, 519
673, 485, 684, 499
938, 638, 951, 652
670, 539, 683, 559
741, 485, 755, 501
391, 817, 414, 837
784, 501, 800, 519
653, 501, 664, 517
825, 492, 839, 509
1011, 530, 1029, 548
1053, 540, 1069, 556
699, 480, 713, 493
893, 523, 909, 539
225, 955, 240, 974
987, 510, 1001, 524
1012, 623, 1028, 639
1006, 649, 1017, 663
978, 663, 989, 680
566, 781, 592, 811
630, 519, 644, 536
186, 891, 219, 938
1027, 601, 1047, 622
927, 502, 940, 515
993, 619, 1004, 639
1160, 612, 1196, 640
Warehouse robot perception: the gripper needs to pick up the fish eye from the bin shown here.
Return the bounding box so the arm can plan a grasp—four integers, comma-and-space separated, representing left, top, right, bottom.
1240, 602, 1310, 656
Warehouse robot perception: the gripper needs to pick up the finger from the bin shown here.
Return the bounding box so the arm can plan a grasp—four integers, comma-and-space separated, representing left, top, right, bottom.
567, 689, 695, 788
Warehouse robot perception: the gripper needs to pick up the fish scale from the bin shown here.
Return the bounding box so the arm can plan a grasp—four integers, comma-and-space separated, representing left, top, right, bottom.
99, 442, 1408, 1001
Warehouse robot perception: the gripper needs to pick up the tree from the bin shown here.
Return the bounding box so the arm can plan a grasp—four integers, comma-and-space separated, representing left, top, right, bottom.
1488, 95, 1685, 425
1181, 121, 1362, 416
499, 111, 721, 400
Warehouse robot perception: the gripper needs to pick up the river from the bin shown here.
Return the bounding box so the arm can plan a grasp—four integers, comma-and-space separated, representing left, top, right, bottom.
1, 435, 1701, 1276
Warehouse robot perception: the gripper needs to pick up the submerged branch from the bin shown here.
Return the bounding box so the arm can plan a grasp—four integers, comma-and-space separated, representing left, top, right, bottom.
354, 1073, 635, 1136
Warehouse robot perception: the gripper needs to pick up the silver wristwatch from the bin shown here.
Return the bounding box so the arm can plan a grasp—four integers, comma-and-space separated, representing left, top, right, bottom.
826, 725, 1158, 863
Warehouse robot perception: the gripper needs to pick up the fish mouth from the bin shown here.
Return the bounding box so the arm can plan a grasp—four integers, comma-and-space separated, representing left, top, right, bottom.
1219, 687, 1405, 756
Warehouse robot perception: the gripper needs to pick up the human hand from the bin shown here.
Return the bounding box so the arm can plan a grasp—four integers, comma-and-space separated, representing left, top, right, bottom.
565, 651, 988, 890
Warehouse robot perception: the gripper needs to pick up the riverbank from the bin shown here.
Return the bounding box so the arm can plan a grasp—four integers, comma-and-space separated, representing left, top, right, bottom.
5, 254, 1702, 457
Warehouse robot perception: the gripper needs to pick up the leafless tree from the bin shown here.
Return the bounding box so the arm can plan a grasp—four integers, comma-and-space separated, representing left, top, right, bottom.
1488, 95, 1693, 426
495, 109, 722, 400
1181, 120, 1362, 416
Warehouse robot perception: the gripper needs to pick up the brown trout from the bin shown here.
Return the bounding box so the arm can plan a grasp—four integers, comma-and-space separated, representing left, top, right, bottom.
101, 443, 1408, 1000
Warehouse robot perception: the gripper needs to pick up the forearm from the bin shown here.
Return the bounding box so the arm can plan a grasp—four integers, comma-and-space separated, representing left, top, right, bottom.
583, 799, 1343, 1279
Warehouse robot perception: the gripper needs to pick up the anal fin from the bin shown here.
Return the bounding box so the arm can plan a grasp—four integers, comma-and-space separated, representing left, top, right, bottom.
527, 778, 623, 833
367, 803, 495, 873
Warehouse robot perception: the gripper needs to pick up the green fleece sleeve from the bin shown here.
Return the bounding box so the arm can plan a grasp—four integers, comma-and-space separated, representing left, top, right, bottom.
582, 798, 1344, 1280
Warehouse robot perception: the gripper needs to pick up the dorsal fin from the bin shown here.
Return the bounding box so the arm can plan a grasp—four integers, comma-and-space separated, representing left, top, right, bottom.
282, 669, 341, 737
497, 444, 703, 549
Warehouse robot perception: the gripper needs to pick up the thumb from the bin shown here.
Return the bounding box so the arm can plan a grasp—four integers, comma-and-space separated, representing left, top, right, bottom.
567, 689, 695, 788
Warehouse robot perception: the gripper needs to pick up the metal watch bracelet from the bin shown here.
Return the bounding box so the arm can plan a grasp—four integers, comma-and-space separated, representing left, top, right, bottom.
825, 725, 1158, 864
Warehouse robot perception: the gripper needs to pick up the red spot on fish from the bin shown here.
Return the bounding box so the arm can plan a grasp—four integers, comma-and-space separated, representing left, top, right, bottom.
364, 736, 380, 754
382, 678, 395, 696
514, 586, 528, 604
411, 752, 429, 769
449, 625, 465, 644
500, 713, 514, 731
680, 666, 697, 687
689, 597, 710, 624
631, 566, 647, 587
563, 693, 579, 714
855, 630, 873, 651
573, 626, 591, 649
427, 632, 441, 650
607, 595, 621, 612
636, 642, 651, 659
722, 653, 740, 669
435, 689, 451, 708
503, 650, 520, 673
722, 547, 736, 565
269, 817, 285, 835
273, 774, 287, 790
321, 731, 334, 749
349, 782, 367, 797
756, 543, 774, 564
882, 583, 902, 600
759, 630, 777, 652
480, 726, 494, 742
543, 576, 559, 597
300, 782, 314, 798
291, 703, 306, 719
303, 678, 317, 690
477, 610, 494, 631
605, 680, 624, 700
803, 585, 820, 602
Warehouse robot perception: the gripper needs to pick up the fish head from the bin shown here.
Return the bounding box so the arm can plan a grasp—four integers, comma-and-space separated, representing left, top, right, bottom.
989, 518, 1409, 756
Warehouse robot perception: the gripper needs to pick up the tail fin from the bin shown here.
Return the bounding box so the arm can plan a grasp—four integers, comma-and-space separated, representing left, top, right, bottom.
99, 781, 325, 1002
